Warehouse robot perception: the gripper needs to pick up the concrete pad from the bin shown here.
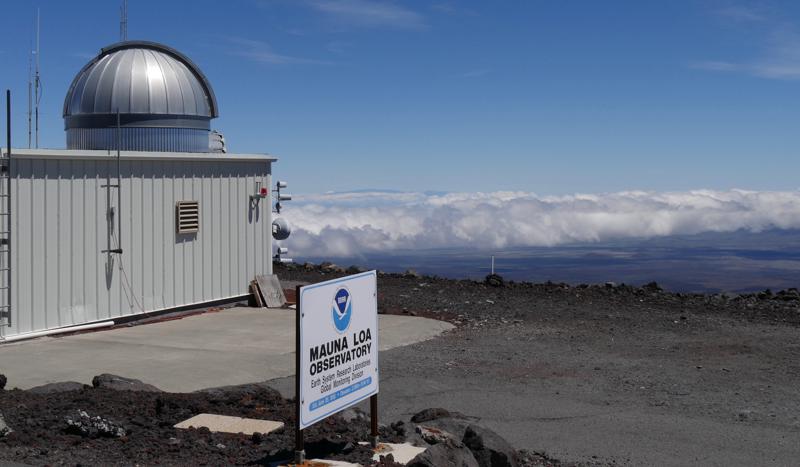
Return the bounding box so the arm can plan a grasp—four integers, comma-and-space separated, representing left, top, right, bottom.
371, 442, 426, 464
279, 461, 359, 467
0, 307, 453, 392
174, 413, 283, 435
307, 461, 360, 467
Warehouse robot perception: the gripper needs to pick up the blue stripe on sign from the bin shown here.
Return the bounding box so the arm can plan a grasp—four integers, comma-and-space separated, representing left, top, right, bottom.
310, 377, 372, 411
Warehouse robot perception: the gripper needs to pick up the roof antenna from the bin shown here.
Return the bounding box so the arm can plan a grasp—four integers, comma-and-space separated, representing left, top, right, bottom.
34, 7, 40, 149
120, 0, 128, 41
27, 40, 32, 149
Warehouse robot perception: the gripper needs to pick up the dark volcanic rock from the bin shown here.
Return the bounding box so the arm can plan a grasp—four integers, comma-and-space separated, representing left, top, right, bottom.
412, 417, 476, 447
195, 382, 282, 403
463, 424, 518, 467
0, 412, 11, 437
412, 407, 453, 423
776, 288, 800, 301
28, 381, 87, 394
319, 262, 345, 273
346, 265, 367, 274
407, 440, 480, 467
64, 410, 126, 438
339, 407, 368, 423
416, 425, 458, 444
0, 374, 6, 390
642, 281, 663, 293
0, 380, 383, 465
485, 274, 504, 287
92, 374, 161, 392
273, 261, 800, 327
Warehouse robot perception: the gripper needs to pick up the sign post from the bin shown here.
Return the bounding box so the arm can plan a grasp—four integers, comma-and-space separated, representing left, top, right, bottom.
295, 271, 380, 464
295, 284, 304, 464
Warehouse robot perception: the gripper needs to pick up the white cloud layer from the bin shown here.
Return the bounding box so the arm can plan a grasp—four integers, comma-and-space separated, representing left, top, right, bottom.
278, 190, 800, 257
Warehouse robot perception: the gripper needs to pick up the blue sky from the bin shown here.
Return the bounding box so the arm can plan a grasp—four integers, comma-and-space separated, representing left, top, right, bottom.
1, 1, 799, 194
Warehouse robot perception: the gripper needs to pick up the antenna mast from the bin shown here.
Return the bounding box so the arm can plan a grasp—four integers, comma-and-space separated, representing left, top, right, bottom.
120, 0, 128, 41
27, 43, 32, 149
34, 8, 40, 149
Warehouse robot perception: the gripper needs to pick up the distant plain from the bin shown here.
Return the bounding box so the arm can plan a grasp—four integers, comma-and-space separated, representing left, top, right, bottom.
297, 229, 800, 293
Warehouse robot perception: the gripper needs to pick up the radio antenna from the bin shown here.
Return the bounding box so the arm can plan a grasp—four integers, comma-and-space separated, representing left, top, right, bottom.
34, 7, 41, 149
27, 41, 32, 149
120, 0, 128, 41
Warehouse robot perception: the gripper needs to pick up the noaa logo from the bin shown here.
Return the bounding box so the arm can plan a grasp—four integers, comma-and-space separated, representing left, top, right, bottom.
331, 287, 352, 333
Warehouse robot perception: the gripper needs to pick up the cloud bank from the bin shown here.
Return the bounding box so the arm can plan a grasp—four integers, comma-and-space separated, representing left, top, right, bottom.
279, 190, 800, 257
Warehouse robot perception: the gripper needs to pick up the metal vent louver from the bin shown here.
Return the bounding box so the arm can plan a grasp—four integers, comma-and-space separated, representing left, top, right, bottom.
176, 201, 199, 234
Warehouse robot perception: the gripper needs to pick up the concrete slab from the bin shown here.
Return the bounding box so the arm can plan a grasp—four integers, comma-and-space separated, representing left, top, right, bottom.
371, 442, 426, 464
0, 307, 453, 392
278, 460, 360, 467
308, 461, 360, 467
304, 461, 360, 467
174, 413, 283, 435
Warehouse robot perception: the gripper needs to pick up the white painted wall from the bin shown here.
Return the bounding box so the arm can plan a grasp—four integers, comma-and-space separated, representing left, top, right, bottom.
1, 149, 275, 338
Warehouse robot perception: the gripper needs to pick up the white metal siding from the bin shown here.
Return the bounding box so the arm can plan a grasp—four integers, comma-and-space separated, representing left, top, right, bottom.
2, 153, 273, 338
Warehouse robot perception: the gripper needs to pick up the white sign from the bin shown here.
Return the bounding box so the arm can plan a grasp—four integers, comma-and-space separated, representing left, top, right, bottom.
298, 271, 379, 429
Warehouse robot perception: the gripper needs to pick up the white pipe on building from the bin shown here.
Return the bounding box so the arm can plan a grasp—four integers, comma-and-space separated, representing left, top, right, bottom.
0, 320, 114, 344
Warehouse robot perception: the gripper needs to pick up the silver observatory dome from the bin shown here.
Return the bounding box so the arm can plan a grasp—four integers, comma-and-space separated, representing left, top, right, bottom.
63, 41, 219, 152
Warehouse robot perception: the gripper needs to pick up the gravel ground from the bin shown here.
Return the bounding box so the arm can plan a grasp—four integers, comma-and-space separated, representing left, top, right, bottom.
0, 381, 394, 466
276, 262, 800, 465
1, 261, 799, 466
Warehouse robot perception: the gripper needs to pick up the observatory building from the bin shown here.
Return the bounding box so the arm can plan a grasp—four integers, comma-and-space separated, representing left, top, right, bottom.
0, 41, 280, 341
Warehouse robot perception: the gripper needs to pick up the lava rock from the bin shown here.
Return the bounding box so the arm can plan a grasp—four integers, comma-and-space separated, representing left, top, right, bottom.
412, 407, 453, 423
390, 420, 407, 437
407, 439, 480, 467
404, 269, 422, 279
92, 374, 162, 392
411, 418, 475, 447
346, 265, 367, 274
0, 374, 6, 390
722, 292, 740, 301
319, 262, 344, 273
64, 410, 126, 438
485, 274, 504, 287
642, 281, 663, 293
776, 289, 800, 301
339, 407, 368, 423
28, 381, 87, 394
417, 425, 458, 445
0, 412, 11, 437
462, 424, 518, 467
195, 382, 282, 403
